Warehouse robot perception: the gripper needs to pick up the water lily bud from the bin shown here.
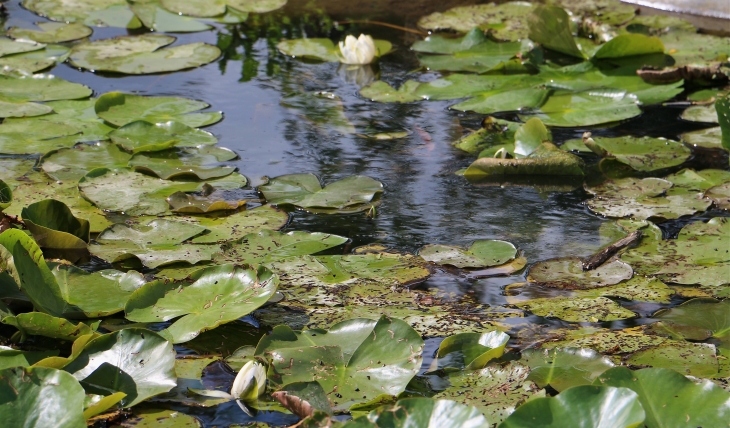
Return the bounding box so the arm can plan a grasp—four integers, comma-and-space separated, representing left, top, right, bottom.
230, 360, 266, 403
339, 34, 377, 65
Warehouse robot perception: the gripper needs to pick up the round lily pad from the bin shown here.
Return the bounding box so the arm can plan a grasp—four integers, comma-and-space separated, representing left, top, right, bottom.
95, 92, 222, 127
109, 120, 217, 153
215, 229, 348, 265
520, 90, 642, 127
129, 0, 213, 33
417, 2, 535, 41
515, 296, 636, 322
40, 142, 132, 181
522, 347, 615, 392
7, 22, 92, 43
161, 0, 286, 17
586, 136, 691, 172
4, 99, 114, 143
129, 146, 236, 180
22, 0, 142, 28
418, 240, 517, 269
528, 257, 633, 289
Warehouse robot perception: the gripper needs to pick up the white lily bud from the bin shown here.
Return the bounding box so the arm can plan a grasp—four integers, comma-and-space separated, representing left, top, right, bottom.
230, 360, 266, 403
339, 34, 377, 65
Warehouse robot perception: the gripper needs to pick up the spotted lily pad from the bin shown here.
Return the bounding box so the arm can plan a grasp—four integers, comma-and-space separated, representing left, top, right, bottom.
4, 99, 114, 143
214, 229, 348, 265
418, 240, 517, 269
627, 341, 719, 377
584, 136, 691, 172
129, 0, 213, 33
161, 0, 286, 17
520, 90, 642, 127
259, 173, 383, 213
166, 192, 245, 214
22, 0, 142, 28
40, 142, 132, 181
125, 264, 278, 343
515, 296, 635, 322
464, 142, 585, 178
8, 22, 92, 43
95, 92, 222, 128
417, 2, 535, 41
180, 205, 288, 244
527, 257, 633, 289
522, 348, 614, 392
109, 120, 217, 153
129, 146, 236, 180
69, 35, 221, 74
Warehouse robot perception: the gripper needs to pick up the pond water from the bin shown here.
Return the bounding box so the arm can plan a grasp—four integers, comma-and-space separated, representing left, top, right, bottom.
2, 0, 730, 426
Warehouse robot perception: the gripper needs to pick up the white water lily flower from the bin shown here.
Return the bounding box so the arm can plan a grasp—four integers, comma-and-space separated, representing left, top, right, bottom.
339, 34, 377, 65
231, 360, 267, 403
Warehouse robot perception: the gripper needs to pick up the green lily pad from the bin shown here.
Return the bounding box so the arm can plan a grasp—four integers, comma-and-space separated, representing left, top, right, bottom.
0, 121, 81, 154
453, 118, 520, 154
418, 240, 517, 269
255, 316, 424, 411
89, 218, 220, 268
40, 142, 132, 181
585, 136, 691, 171
0, 366, 86, 428
500, 384, 644, 428
154, 357, 229, 407
528, 5, 585, 59
548, 0, 636, 24
595, 367, 730, 427
417, 2, 535, 41
434, 362, 545, 425
527, 257, 633, 289
434, 331, 509, 371
21, 199, 90, 255
0, 73, 91, 102
522, 348, 615, 392
129, 0, 213, 33
129, 146, 236, 180
78, 168, 247, 216
125, 264, 278, 343
0, 180, 11, 211
276, 38, 392, 63
215, 229, 348, 265
116, 407, 203, 427
682, 104, 718, 123
573, 276, 675, 304
110, 120, 217, 153
358, 81, 422, 103
161, 0, 286, 17
4, 99, 114, 143
8, 22, 92, 43
63, 328, 176, 407
593, 33, 664, 59
259, 173, 383, 213
627, 341, 719, 377
464, 142, 585, 178
0, 347, 59, 370
179, 205, 288, 244
95, 92, 222, 128
660, 31, 730, 69
521, 89, 642, 127
621, 217, 730, 286
0, 37, 45, 56
348, 397, 492, 427
22, 0, 142, 28
69, 35, 221, 74
166, 192, 245, 214
2, 312, 95, 342
654, 299, 730, 344
515, 296, 636, 322
451, 87, 550, 115
707, 182, 730, 209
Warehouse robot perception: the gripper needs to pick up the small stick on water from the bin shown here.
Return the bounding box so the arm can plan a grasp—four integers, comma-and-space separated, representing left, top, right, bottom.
582, 230, 642, 271
335, 20, 428, 36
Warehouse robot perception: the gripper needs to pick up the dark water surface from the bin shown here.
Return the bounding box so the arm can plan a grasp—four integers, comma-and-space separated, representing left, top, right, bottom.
4, 0, 730, 425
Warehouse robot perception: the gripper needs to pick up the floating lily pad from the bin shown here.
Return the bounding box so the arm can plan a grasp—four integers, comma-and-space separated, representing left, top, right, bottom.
348, 398, 492, 428
434, 331, 510, 371
178, 205, 288, 244
528, 257, 633, 289
21, 199, 90, 255
718, 92, 730, 151
154, 357, 229, 407
0, 37, 45, 56
8, 22, 92, 43
528, 5, 585, 59
417, 2, 535, 41
110, 120, 217, 153
434, 362, 545, 425
521, 90, 642, 127
4, 99, 114, 143
621, 217, 730, 286
418, 240, 517, 269
707, 182, 730, 209
660, 31, 730, 70
22, 0, 142, 28
627, 341, 719, 377
161, 0, 286, 17
41, 142, 132, 181
0, 74, 91, 119
500, 385, 644, 428
129, 0, 213, 33
69, 35, 220, 74
585, 136, 691, 171
593, 33, 664, 59
522, 348, 614, 392
0, 366, 86, 428
654, 299, 730, 344
0, 181, 11, 211
63, 328, 176, 407
682, 104, 718, 123
515, 296, 635, 322
129, 146, 236, 180
95, 92, 222, 128
2, 312, 95, 342
255, 316, 424, 411
276, 38, 392, 63
464, 142, 585, 178
166, 192, 245, 214
358, 81, 422, 103
451, 87, 550, 115
125, 264, 277, 343
215, 229, 348, 265
574, 276, 675, 304
117, 407, 203, 427
89, 218, 220, 268
0, 122, 80, 154
259, 173, 383, 213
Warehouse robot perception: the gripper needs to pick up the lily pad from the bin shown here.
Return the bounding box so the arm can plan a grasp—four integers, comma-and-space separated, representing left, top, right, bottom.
95, 92, 222, 128
453, 118, 520, 154
125, 264, 278, 343
0, 74, 91, 119
654, 299, 730, 344
255, 316, 424, 411
21, 199, 90, 254
166, 192, 245, 214
116, 407, 203, 427
180, 205, 288, 244
129, 146, 236, 180
63, 328, 176, 407
718, 92, 730, 151
69, 35, 221, 74
515, 296, 635, 322
681, 127, 724, 150
22, 0, 142, 28
276, 38, 392, 63
129, 0, 213, 33
627, 341, 719, 378
707, 182, 730, 209
527, 257, 633, 289
522, 348, 614, 392
464, 142, 585, 178
433, 331, 510, 371
215, 229, 348, 265
500, 385, 644, 428
585, 136, 691, 172
110, 120, 217, 153
359, 81, 422, 103
0, 366, 86, 428
682, 104, 718, 123
0, 347, 59, 370
259, 173, 383, 213
573, 276, 675, 304
0, 181, 11, 211
349, 398, 492, 427
4, 99, 114, 143
2, 312, 95, 342
154, 357, 229, 407
417, 2, 535, 41
528, 5, 585, 59
418, 240, 517, 269
8, 22, 92, 43
520, 90, 642, 127
451, 87, 550, 115
0, 37, 45, 56
41, 142, 132, 181
89, 218, 220, 268
161, 0, 286, 17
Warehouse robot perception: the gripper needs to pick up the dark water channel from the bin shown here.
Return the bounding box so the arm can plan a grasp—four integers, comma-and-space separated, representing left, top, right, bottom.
4, 0, 730, 426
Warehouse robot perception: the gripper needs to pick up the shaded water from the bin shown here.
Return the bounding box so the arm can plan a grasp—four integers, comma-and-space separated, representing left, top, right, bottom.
4, 0, 730, 425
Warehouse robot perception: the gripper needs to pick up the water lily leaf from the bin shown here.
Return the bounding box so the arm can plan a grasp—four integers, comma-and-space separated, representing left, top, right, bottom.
1, 159, 39, 185
161, 0, 286, 17
255, 316, 424, 411
0, 99, 51, 117
595, 367, 730, 427
154, 356, 229, 407
260, 173, 383, 213
707, 182, 730, 209
63, 328, 176, 407
110, 120, 217, 153
89, 218, 220, 268
0, 347, 59, 370
2, 312, 94, 342
0, 180, 11, 211
682, 104, 718, 123
464, 142, 585, 178
277, 38, 392, 63
215, 229, 348, 265
95, 92, 222, 128
527, 257, 633, 289
434, 331, 509, 371
125, 264, 277, 344
681, 126, 724, 150
521, 89, 641, 127
660, 31, 730, 69
0, 74, 92, 103
5, 99, 114, 143
21, 199, 90, 255
129, 146, 236, 180
451, 87, 550, 114
621, 217, 730, 286
528, 5, 585, 59
167, 192, 245, 214
416, 73, 532, 101
418, 240, 517, 269
0, 366, 86, 428
348, 397, 491, 428
587, 136, 691, 171
573, 276, 674, 304
500, 384, 644, 428
417, 2, 535, 41
453, 118, 520, 154
8, 22, 92, 43
0, 121, 80, 154
178, 205, 288, 244
654, 299, 730, 344
116, 407, 202, 427
627, 341, 718, 377
41, 142, 132, 181
69, 35, 221, 74
22, 0, 142, 28
411, 28, 490, 54
129, 0, 213, 33
434, 362, 545, 425
522, 348, 615, 392
78, 168, 247, 216
515, 296, 635, 322
0, 37, 45, 57
593, 33, 664, 59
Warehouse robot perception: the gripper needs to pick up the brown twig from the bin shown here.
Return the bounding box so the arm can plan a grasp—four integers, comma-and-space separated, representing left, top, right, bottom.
582, 230, 642, 271
335, 20, 427, 36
